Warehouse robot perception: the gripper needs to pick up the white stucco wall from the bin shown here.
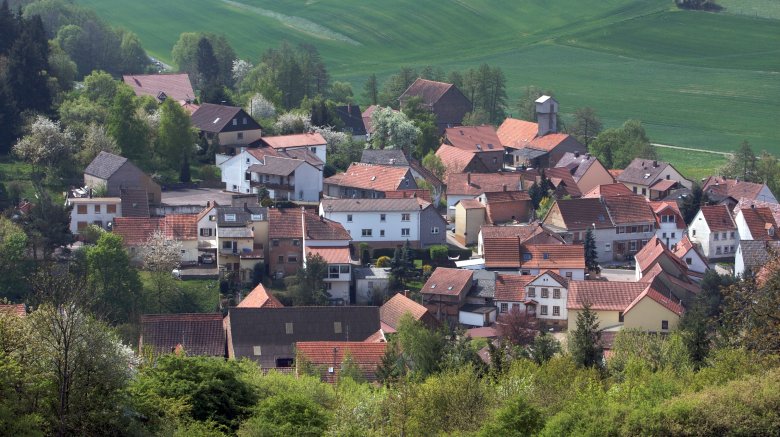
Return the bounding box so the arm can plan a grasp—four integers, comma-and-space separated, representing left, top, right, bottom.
321, 209, 421, 243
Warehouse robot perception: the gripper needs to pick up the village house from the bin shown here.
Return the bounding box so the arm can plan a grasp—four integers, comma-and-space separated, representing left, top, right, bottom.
258, 132, 328, 165
399, 78, 472, 132
334, 105, 368, 141
420, 267, 474, 323
458, 270, 499, 327
494, 271, 570, 327
354, 267, 391, 305
497, 96, 585, 168
734, 240, 780, 277
453, 190, 532, 245
360, 149, 408, 167
436, 144, 490, 179
237, 283, 284, 308
123, 73, 195, 104
688, 204, 738, 260
380, 292, 438, 333
441, 126, 505, 172
567, 281, 684, 332
454, 199, 485, 246
295, 341, 387, 383
319, 198, 446, 249
733, 206, 780, 242
673, 234, 709, 277
139, 313, 225, 357
214, 205, 266, 283
361, 105, 382, 141
651, 200, 685, 248
360, 149, 444, 204
218, 147, 323, 201
445, 172, 530, 218
323, 163, 417, 199
702, 176, 777, 209
112, 214, 198, 264
191, 103, 263, 155
478, 223, 563, 258
84, 151, 161, 205
225, 306, 380, 369
553, 152, 614, 195
494, 273, 535, 316
66, 193, 122, 235
582, 183, 633, 198
195, 201, 218, 262
616, 158, 692, 200
524, 167, 583, 198
634, 236, 690, 281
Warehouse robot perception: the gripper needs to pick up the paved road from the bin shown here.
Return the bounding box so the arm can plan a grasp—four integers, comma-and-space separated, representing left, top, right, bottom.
652, 143, 733, 157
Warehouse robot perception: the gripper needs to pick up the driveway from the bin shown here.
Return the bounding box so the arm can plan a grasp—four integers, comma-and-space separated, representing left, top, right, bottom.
599, 268, 637, 282
161, 188, 236, 206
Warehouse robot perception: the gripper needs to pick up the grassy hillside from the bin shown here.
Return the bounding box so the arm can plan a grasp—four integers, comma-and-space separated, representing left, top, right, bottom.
76, 0, 780, 156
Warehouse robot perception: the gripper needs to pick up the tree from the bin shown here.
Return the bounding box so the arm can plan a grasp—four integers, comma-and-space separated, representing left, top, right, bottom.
721, 140, 757, 182
172, 32, 235, 91
720, 266, 780, 354
291, 253, 330, 305
570, 107, 603, 148
497, 307, 538, 346
246, 93, 276, 120
86, 232, 142, 324
584, 227, 599, 273
76, 123, 119, 167
756, 151, 780, 197
402, 96, 439, 157
680, 182, 709, 224
232, 59, 253, 88
376, 340, 405, 385
329, 81, 354, 105
142, 230, 182, 312
568, 305, 603, 368
590, 119, 654, 169
526, 332, 562, 365
389, 240, 413, 289
106, 85, 149, 161
118, 30, 150, 74
13, 116, 76, 177
83, 70, 120, 106
378, 66, 417, 108
422, 151, 446, 181
0, 216, 29, 301
363, 73, 378, 105
515, 86, 548, 122
274, 112, 311, 135
6, 14, 51, 114
537, 196, 554, 219
396, 314, 445, 379
19, 195, 73, 261
478, 395, 544, 437
238, 392, 329, 437
370, 107, 420, 153
158, 97, 197, 179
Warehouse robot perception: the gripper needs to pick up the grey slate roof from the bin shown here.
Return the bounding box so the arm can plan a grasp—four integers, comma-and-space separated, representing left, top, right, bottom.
617, 158, 671, 186
360, 149, 409, 167
216, 206, 267, 227
84, 151, 128, 180
469, 269, 496, 299
227, 306, 380, 368
191, 103, 254, 133
140, 313, 225, 357
555, 152, 597, 181
354, 267, 390, 280
739, 240, 780, 273
335, 105, 367, 136
321, 197, 430, 212
248, 156, 303, 176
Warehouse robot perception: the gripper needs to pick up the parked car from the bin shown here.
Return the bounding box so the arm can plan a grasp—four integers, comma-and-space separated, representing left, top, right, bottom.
201, 253, 215, 264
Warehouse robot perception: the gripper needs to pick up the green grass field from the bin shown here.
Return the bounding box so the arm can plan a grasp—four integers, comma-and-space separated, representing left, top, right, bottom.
655, 147, 728, 182
75, 0, 780, 157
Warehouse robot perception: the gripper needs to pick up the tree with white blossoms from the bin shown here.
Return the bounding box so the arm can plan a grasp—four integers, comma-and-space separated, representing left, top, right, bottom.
370, 107, 420, 153
312, 125, 349, 152
274, 111, 312, 135
232, 59, 253, 87
142, 230, 183, 311
246, 93, 276, 119
77, 123, 119, 167
13, 116, 76, 175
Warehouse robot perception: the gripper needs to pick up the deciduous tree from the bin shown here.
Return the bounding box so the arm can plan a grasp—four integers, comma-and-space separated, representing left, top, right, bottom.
570, 107, 603, 148
86, 232, 142, 324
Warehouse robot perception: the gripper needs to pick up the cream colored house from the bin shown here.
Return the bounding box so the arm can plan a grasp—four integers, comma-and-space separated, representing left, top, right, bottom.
454, 199, 485, 246
554, 152, 614, 195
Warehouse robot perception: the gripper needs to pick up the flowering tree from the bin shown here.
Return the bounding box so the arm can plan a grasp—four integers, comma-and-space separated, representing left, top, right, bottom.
370, 107, 420, 152
13, 116, 76, 174
142, 230, 182, 273
274, 111, 311, 134
246, 93, 276, 119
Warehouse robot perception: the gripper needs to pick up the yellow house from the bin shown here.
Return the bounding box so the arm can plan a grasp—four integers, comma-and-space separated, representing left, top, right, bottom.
554, 152, 614, 195
454, 199, 485, 246
567, 281, 682, 332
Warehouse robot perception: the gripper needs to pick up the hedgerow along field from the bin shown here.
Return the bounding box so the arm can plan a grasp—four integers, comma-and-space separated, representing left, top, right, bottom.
77, 0, 780, 156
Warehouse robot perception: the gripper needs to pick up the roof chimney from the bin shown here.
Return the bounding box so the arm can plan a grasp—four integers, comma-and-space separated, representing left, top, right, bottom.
653, 160, 658, 168
467, 172, 471, 185
503, 184, 507, 192
574, 151, 580, 158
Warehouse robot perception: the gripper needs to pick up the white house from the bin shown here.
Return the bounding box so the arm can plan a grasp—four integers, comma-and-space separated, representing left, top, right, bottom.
319, 197, 446, 248
651, 201, 685, 249
733, 206, 780, 242
219, 148, 322, 202
673, 235, 709, 277
67, 196, 122, 235
494, 270, 569, 327
354, 267, 390, 305
304, 241, 354, 305
688, 205, 738, 259
259, 132, 327, 165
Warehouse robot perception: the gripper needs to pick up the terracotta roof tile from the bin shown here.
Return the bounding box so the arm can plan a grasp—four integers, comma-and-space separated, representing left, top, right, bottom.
123, 73, 195, 102
650, 200, 685, 229
436, 143, 480, 177
634, 236, 687, 274
400, 78, 454, 105
650, 179, 678, 191
495, 274, 534, 301
733, 199, 780, 224
306, 246, 353, 264
113, 217, 163, 245
699, 204, 736, 231
583, 183, 632, 198
422, 267, 473, 296
482, 225, 565, 268
527, 167, 582, 197
268, 208, 351, 240
445, 126, 503, 152
361, 105, 379, 135
260, 133, 326, 149
0, 304, 26, 317
295, 341, 387, 383
567, 281, 648, 311
446, 172, 530, 196
739, 207, 780, 240
527, 133, 571, 152
458, 199, 485, 210
324, 163, 415, 192
237, 284, 284, 308
163, 214, 198, 240
624, 287, 684, 317
703, 176, 769, 202
497, 118, 539, 149
384, 189, 433, 202
380, 293, 430, 330
521, 244, 585, 270
483, 191, 531, 224
603, 195, 656, 224
140, 313, 225, 356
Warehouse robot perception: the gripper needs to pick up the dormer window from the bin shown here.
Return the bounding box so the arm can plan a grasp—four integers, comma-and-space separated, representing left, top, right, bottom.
523, 253, 532, 261
769, 227, 775, 236
225, 214, 236, 222
543, 253, 549, 260
430, 284, 437, 289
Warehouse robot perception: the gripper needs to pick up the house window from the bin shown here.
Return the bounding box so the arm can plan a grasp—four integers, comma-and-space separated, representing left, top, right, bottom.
565, 272, 573, 279
431, 226, 440, 234
237, 132, 244, 140
692, 229, 696, 236
243, 117, 247, 125
523, 253, 532, 261
540, 305, 548, 315
730, 231, 735, 238
325, 282, 332, 290
77, 205, 87, 214
347, 214, 353, 222
253, 346, 262, 356
245, 172, 251, 181
94, 204, 101, 213
77, 221, 88, 230
287, 255, 298, 263
292, 239, 300, 246
661, 320, 669, 330
541, 288, 549, 298
714, 233, 719, 240
401, 228, 410, 236
222, 241, 233, 250
272, 239, 279, 247
401, 213, 410, 221
500, 303, 508, 313
278, 255, 284, 264
340, 265, 350, 274
721, 232, 727, 239
716, 246, 722, 255
619, 312, 624, 322
285, 322, 294, 334
521, 269, 531, 275
662, 232, 667, 238
311, 147, 317, 153
334, 322, 342, 333
232, 119, 237, 126
380, 214, 386, 222
232, 185, 238, 190
629, 241, 637, 251
107, 204, 116, 214
553, 289, 561, 299
362, 229, 372, 237
527, 287, 535, 298
225, 214, 236, 222
380, 230, 385, 237
553, 306, 560, 316
672, 232, 676, 238
641, 188, 647, 195
632, 186, 637, 193
686, 257, 692, 265
329, 266, 340, 278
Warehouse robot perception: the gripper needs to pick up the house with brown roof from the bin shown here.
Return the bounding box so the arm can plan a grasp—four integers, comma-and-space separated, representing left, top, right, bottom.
225, 306, 380, 369
139, 313, 226, 357
421, 267, 474, 323
616, 158, 692, 200
123, 73, 195, 103
295, 341, 386, 383
112, 214, 198, 264
436, 143, 490, 179
494, 271, 570, 327
84, 151, 161, 205
554, 152, 614, 194
582, 183, 633, 198
442, 126, 505, 172
259, 132, 328, 165
454, 198, 486, 246
399, 78, 472, 132
567, 280, 683, 332
651, 200, 685, 248
453, 190, 533, 246
323, 163, 417, 199
319, 197, 446, 249
673, 234, 709, 277
734, 206, 780, 242
634, 236, 690, 281
688, 204, 738, 259
497, 97, 585, 168
525, 167, 583, 198
191, 103, 262, 155
702, 176, 777, 208
237, 283, 284, 308
445, 172, 531, 218
380, 292, 437, 332
215, 206, 267, 284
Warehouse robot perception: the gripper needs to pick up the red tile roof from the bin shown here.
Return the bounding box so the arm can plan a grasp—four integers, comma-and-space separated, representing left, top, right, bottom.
306, 246, 353, 264
495, 274, 534, 301
123, 73, 195, 102
324, 163, 415, 192
0, 304, 26, 317
603, 195, 656, 224
400, 78, 454, 105
436, 143, 480, 177
634, 236, 687, 274
567, 281, 648, 311
703, 176, 769, 201
362, 105, 379, 135
260, 133, 326, 149
521, 244, 585, 270
527, 167, 582, 198
268, 208, 351, 240
497, 118, 538, 149
445, 126, 503, 152
422, 267, 473, 296
650, 179, 678, 191
380, 293, 430, 330
140, 313, 225, 356
483, 191, 531, 224
583, 183, 633, 198
733, 199, 780, 225
384, 189, 433, 202
458, 199, 485, 210
699, 204, 736, 231
163, 214, 198, 240
465, 326, 498, 338
113, 217, 163, 245
482, 225, 566, 268
237, 284, 284, 308
739, 207, 780, 240
624, 287, 684, 317
295, 341, 387, 383
650, 200, 684, 229
446, 172, 530, 196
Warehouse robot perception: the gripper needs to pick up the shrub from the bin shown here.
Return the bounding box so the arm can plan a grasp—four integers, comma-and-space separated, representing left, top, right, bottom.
429, 245, 448, 261
376, 256, 391, 268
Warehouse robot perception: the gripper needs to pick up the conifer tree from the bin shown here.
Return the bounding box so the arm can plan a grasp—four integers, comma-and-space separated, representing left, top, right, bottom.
568, 305, 602, 368
584, 227, 599, 273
